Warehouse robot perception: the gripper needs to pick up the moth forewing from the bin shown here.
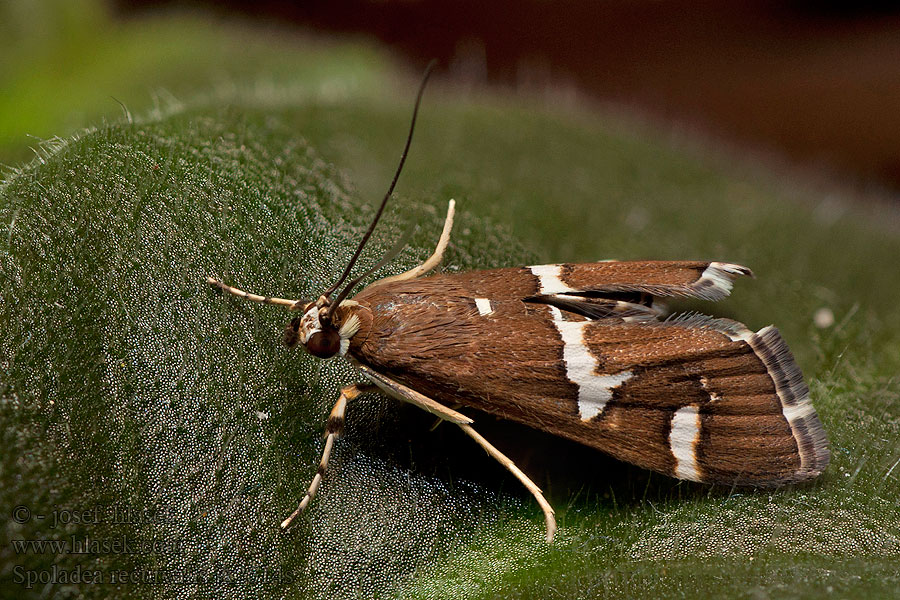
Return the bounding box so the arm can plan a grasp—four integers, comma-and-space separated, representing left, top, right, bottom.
348, 265, 829, 489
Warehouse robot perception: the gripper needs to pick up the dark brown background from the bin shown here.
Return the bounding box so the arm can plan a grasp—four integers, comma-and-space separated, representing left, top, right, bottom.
119, 0, 900, 192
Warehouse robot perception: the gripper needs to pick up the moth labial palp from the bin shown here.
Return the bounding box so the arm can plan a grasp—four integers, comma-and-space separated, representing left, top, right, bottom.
205, 62, 828, 544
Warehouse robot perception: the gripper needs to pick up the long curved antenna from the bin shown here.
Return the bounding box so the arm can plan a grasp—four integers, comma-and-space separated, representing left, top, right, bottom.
342, 227, 415, 286
320, 60, 437, 308
328, 227, 416, 310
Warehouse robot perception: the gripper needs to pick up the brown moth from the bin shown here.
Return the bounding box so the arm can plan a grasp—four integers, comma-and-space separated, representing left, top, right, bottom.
207, 64, 829, 543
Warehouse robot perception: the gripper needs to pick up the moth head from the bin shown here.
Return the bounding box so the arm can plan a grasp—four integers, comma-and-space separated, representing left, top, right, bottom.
285, 298, 358, 360
283, 63, 434, 358
212, 66, 434, 365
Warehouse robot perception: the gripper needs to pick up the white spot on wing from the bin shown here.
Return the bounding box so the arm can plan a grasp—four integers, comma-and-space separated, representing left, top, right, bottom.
694, 262, 751, 300
529, 264, 575, 294
723, 325, 754, 343
474, 297, 493, 316
782, 400, 816, 424
548, 308, 633, 420
670, 405, 702, 481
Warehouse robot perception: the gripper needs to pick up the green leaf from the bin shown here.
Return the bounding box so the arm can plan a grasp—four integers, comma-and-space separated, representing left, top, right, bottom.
2, 18, 899, 600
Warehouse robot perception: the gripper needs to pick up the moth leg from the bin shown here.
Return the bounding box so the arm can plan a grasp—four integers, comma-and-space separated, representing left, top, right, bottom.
206, 277, 301, 310
280, 382, 376, 530
370, 199, 455, 286
351, 360, 556, 542
429, 403, 464, 431
457, 423, 557, 543
351, 361, 472, 425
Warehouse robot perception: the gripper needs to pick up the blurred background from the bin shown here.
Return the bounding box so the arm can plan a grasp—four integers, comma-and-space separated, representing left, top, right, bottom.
3, 0, 900, 195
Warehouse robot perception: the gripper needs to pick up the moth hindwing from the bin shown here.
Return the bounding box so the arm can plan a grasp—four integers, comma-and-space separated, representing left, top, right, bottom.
206, 63, 828, 543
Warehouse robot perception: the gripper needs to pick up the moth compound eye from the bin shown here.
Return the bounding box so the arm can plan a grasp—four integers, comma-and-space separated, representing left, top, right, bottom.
284, 317, 303, 348
305, 328, 341, 359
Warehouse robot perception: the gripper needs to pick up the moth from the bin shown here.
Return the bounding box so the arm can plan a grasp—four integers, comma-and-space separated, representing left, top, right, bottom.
207, 64, 829, 543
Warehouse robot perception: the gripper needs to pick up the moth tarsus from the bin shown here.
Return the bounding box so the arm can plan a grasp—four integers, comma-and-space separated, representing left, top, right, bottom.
279, 382, 376, 531
206, 63, 828, 545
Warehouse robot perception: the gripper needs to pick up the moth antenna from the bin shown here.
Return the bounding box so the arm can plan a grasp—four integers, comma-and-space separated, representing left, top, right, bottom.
330, 227, 416, 307
320, 60, 437, 317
